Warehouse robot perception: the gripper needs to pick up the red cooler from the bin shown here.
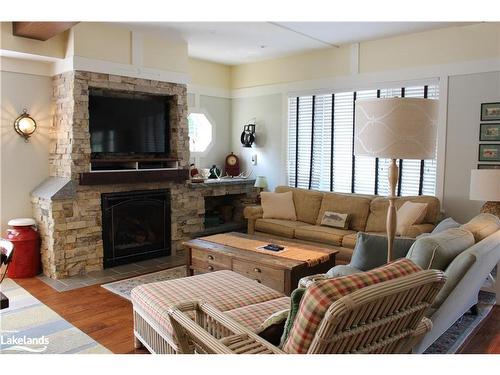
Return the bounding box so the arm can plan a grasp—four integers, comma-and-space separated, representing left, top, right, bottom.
6, 218, 41, 278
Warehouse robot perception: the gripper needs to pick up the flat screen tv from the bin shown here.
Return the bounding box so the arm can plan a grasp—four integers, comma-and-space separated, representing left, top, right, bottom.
89, 90, 169, 154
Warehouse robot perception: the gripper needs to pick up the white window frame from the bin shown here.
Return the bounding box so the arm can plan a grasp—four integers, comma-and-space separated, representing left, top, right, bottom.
187, 107, 217, 157
283, 78, 445, 200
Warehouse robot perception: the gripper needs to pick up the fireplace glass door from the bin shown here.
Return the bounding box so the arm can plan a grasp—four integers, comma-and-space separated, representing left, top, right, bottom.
101, 189, 170, 267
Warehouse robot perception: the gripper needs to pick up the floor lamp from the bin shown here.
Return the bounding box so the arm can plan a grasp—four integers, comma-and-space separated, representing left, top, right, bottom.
354, 98, 438, 262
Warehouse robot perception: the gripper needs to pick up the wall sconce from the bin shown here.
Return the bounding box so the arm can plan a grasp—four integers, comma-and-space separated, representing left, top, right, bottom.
240, 119, 256, 148
14, 109, 37, 142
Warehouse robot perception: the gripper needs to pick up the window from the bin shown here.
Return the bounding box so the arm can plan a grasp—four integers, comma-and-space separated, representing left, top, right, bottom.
287, 84, 439, 196
188, 111, 214, 153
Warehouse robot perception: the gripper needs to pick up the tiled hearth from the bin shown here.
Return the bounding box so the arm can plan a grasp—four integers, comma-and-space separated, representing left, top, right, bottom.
37, 253, 186, 292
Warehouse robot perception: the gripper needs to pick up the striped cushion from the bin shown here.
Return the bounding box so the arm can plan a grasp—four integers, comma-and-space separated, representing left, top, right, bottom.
282, 258, 422, 354
225, 297, 291, 331
131, 270, 283, 341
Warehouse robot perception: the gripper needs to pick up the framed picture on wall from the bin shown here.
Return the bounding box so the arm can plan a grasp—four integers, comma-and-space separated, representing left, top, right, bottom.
480, 123, 500, 141
481, 102, 500, 121
478, 164, 500, 169
479, 144, 500, 161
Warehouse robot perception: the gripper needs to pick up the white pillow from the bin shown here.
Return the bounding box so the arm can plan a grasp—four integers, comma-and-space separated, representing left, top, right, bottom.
396, 201, 428, 236
261, 191, 297, 221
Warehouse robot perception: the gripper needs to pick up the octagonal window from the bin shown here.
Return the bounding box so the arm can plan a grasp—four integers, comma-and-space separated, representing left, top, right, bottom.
188, 112, 213, 153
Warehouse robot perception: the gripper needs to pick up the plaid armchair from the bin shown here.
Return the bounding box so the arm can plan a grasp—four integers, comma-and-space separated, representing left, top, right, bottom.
166, 259, 445, 354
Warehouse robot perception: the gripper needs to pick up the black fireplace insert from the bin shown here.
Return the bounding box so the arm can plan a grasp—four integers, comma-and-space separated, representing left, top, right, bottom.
101, 189, 171, 267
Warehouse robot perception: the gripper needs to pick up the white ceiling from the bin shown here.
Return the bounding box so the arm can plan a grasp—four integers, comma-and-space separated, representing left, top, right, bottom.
122, 22, 472, 65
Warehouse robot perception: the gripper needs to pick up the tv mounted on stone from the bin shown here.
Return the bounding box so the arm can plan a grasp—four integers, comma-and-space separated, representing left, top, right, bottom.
89, 89, 170, 155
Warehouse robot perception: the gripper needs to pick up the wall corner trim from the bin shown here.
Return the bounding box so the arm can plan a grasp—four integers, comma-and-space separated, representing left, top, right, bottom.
187, 84, 232, 99
350, 43, 360, 75
51, 55, 190, 85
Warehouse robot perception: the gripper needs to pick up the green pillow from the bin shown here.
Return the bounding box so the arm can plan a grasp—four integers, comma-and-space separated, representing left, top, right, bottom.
279, 288, 306, 348
350, 232, 415, 271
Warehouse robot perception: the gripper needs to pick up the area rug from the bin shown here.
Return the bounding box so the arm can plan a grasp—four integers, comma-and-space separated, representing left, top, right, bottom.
101, 265, 187, 300
424, 291, 496, 354
0, 279, 111, 354
101, 267, 496, 354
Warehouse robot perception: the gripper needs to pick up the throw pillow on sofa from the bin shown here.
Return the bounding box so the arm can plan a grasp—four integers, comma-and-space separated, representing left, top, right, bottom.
417, 217, 461, 239
405, 227, 475, 270
396, 201, 428, 235
326, 264, 362, 278
320, 211, 350, 229
433, 217, 461, 233
460, 213, 500, 243
349, 232, 416, 271
261, 191, 297, 221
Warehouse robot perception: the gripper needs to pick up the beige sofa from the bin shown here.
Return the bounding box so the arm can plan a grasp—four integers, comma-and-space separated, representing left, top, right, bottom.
244, 186, 440, 264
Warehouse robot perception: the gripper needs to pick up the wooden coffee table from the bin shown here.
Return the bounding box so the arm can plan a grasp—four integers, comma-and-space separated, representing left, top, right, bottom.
184, 232, 338, 295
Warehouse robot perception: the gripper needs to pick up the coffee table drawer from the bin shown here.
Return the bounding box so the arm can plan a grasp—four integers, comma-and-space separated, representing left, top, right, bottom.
232, 259, 285, 293
191, 258, 230, 274
191, 248, 232, 268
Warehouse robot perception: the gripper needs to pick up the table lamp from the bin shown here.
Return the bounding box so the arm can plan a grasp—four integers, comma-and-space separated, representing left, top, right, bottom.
470, 169, 500, 217
354, 98, 438, 262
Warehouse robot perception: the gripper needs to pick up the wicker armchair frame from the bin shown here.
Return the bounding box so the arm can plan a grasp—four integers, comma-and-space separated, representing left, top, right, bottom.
165, 269, 445, 354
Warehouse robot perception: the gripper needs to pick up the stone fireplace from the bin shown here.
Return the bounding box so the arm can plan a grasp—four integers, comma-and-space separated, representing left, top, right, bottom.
31, 71, 189, 279
31, 71, 257, 280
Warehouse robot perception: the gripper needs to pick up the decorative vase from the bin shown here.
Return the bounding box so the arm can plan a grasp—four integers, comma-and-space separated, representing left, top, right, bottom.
209, 165, 221, 179
201, 169, 211, 179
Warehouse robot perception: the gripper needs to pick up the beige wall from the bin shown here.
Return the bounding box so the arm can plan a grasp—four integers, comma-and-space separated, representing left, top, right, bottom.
71, 23, 132, 64
360, 23, 500, 73
1, 22, 192, 75
0, 56, 52, 76
72, 23, 190, 73
230, 23, 500, 89
189, 58, 232, 89
231, 45, 351, 89
143, 34, 188, 73
0, 22, 69, 59
0, 69, 52, 233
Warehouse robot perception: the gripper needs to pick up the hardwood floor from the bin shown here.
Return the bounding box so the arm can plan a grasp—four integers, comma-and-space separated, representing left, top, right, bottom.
459, 305, 500, 354
15, 277, 147, 354
13, 276, 500, 354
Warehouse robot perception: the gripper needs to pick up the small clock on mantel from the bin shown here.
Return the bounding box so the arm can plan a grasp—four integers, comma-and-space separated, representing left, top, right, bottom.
225, 152, 240, 177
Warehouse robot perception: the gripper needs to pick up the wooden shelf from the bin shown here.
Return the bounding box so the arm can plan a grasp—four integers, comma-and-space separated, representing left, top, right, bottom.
79, 168, 189, 185
90, 157, 178, 163
90, 158, 179, 172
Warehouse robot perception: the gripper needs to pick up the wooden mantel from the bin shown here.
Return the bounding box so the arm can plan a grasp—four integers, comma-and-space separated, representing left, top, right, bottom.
12, 22, 79, 41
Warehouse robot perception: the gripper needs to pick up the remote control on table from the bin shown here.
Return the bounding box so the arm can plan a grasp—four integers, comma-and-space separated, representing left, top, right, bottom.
263, 243, 284, 252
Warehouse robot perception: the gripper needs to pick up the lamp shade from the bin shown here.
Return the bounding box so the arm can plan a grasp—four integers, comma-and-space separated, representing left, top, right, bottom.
354, 98, 438, 159
470, 169, 500, 201
254, 176, 268, 189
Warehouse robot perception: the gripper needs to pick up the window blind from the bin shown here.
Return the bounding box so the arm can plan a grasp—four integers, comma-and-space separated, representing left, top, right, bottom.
287, 84, 439, 196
